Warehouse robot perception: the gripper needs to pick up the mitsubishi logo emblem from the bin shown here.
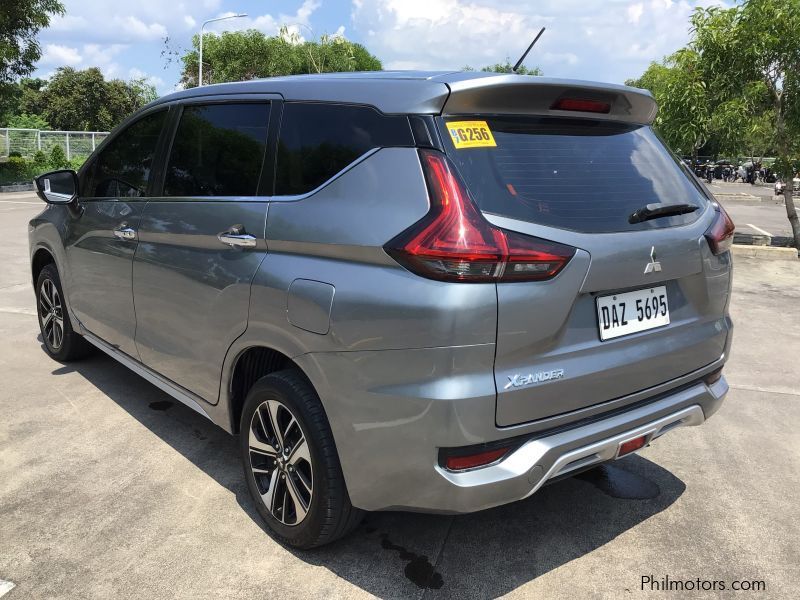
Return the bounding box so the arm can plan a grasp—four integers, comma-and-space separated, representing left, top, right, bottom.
644, 246, 662, 274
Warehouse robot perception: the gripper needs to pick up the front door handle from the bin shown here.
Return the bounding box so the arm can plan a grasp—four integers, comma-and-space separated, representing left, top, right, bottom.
113, 225, 137, 240
218, 225, 257, 248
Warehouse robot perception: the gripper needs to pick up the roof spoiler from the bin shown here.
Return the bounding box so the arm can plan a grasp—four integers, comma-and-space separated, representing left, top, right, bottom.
442, 75, 657, 125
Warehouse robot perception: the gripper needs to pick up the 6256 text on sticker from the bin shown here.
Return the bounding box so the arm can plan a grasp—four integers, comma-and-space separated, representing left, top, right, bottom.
446, 121, 497, 149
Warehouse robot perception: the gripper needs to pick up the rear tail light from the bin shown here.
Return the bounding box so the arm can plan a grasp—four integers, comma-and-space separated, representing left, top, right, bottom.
551, 98, 611, 114
704, 204, 735, 255
385, 150, 575, 283
444, 447, 510, 471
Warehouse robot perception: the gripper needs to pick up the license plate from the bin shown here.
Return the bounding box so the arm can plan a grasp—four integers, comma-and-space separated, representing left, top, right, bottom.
596, 286, 669, 341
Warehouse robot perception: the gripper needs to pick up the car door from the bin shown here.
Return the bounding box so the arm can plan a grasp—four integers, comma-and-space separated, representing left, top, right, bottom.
65, 107, 169, 358
132, 98, 275, 403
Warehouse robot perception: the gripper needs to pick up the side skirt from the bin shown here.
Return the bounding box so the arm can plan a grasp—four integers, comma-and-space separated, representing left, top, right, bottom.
83, 331, 213, 421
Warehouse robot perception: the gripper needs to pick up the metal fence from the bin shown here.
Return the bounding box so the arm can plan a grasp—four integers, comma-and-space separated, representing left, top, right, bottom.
0, 128, 109, 161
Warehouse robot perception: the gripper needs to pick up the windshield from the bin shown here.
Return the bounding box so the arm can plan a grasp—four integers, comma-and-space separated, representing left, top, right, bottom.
438, 116, 708, 234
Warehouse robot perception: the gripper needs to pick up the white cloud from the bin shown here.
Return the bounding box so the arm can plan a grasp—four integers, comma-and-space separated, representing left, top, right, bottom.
208, 0, 322, 37
628, 3, 645, 24
40, 44, 83, 66
37, 43, 130, 78
351, 0, 735, 83
117, 16, 167, 40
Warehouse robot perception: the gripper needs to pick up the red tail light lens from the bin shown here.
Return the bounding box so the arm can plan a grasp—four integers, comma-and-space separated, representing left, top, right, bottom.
385, 150, 575, 283
704, 204, 735, 255
551, 98, 611, 114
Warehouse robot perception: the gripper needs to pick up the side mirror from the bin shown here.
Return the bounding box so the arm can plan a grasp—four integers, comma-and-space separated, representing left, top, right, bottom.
34, 170, 79, 204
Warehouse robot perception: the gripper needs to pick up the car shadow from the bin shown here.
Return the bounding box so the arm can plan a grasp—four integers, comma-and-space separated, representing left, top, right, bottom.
51, 351, 687, 599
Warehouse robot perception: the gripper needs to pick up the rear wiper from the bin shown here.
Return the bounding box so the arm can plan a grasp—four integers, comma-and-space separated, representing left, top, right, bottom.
628, 202, 699, 224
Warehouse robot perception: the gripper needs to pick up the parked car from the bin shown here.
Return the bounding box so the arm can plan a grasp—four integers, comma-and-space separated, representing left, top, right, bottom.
28, 72, 734, 548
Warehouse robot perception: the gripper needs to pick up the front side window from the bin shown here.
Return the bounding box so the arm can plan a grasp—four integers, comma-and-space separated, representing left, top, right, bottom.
275, 103, 413, 196
163, 103, 270, 197
83, 109, 167, 198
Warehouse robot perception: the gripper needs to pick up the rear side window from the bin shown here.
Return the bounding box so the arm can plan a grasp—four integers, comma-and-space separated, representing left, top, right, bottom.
275, 103, 413, 196
83, 109, 166, 198
164, 103, 269, 197
439, 116, 708, 233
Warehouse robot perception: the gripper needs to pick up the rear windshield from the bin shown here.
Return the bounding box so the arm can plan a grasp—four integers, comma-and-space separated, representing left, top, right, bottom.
438, 116, 708, 233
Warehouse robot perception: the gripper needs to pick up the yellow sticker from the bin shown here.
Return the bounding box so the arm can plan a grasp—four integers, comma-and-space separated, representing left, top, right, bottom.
446, 121, 497, 149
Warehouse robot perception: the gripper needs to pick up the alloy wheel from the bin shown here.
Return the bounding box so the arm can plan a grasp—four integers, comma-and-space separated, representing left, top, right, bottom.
39, 279, 64, 350
248, 399, 313, 526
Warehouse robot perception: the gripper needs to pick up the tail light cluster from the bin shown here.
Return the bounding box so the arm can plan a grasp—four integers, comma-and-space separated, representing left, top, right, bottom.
704, 203, 735, 255
385, 149, 576, 283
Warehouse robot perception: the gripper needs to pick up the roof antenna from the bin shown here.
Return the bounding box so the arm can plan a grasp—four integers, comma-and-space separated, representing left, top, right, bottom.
512, 27, 545, 73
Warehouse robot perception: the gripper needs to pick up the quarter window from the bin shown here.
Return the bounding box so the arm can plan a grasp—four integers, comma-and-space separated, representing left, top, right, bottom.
164, 103, 270, 197
83, 109, 167, 198
275, 103, 413, 196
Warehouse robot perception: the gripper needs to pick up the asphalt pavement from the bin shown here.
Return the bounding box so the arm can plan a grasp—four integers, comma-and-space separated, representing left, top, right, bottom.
0, 192, 798, 599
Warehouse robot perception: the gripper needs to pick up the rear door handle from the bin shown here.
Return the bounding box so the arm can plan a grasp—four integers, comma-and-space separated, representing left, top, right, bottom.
113, 225, 137, 240
218, 225, 257, 248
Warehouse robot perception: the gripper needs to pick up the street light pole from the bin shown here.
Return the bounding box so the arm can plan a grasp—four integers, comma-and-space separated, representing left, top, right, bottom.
198, 13, 248, 87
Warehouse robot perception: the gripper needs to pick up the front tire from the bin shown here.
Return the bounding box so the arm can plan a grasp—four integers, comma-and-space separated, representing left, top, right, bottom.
240, 370, 363, 548
36, 264, 91, 361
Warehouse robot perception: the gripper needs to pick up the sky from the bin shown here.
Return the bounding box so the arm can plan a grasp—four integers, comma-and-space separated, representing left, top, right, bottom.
33, 0, 732, 96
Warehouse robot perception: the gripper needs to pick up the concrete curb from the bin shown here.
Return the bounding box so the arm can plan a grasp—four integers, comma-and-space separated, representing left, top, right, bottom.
732, 244, 798, 261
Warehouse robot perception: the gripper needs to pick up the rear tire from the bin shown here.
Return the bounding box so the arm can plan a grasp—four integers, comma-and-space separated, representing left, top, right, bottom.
240, 369, 363, 548
36, 264, 91, 362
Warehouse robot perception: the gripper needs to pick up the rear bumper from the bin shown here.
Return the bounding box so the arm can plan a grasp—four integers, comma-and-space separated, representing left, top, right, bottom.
297, 345, 728, 513
434, 391, 716, 514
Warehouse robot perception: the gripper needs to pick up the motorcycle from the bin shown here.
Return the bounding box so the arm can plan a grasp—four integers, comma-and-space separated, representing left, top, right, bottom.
775, 176, 800, 195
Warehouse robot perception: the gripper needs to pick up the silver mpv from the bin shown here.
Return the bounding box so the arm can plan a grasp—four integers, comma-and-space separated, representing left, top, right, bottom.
28, 71, 734, 548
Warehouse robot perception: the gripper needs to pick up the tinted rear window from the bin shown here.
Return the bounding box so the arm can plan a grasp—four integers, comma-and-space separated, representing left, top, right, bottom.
275, 103, 413, 196
438, 117, 708, 233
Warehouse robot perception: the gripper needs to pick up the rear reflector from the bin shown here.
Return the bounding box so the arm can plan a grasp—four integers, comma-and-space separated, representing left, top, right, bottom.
385, 149, 575, 283
551, 98, 611, 114
704, 204, 735, 255
617, 435, 647, 457
445, 447, 510, 471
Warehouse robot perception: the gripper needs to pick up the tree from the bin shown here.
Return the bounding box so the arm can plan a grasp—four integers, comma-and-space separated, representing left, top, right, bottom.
462, 60, 542, 75
29, 67, 156, 131
6, 112, 49, 129
179, 28, 382, 87
0, 0, 64, 83
691, 0, 800, 253
627, 49, 711, 160
0, 0, 64, 115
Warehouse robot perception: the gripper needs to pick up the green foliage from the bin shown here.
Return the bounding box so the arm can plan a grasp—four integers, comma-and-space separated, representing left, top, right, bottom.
0, 0, 64, 123
180, 28, 383, 87
0, 148, 87, 185
628, 49, 711, 156
462, 60, 542, 75
16, 67, 157, 131
48, 144, 68, 169
690, 0, 800, 171
627, 0, 799, 163
32, 149, 48, 168
0, 0, 64, 83
6, 112, 49, 129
